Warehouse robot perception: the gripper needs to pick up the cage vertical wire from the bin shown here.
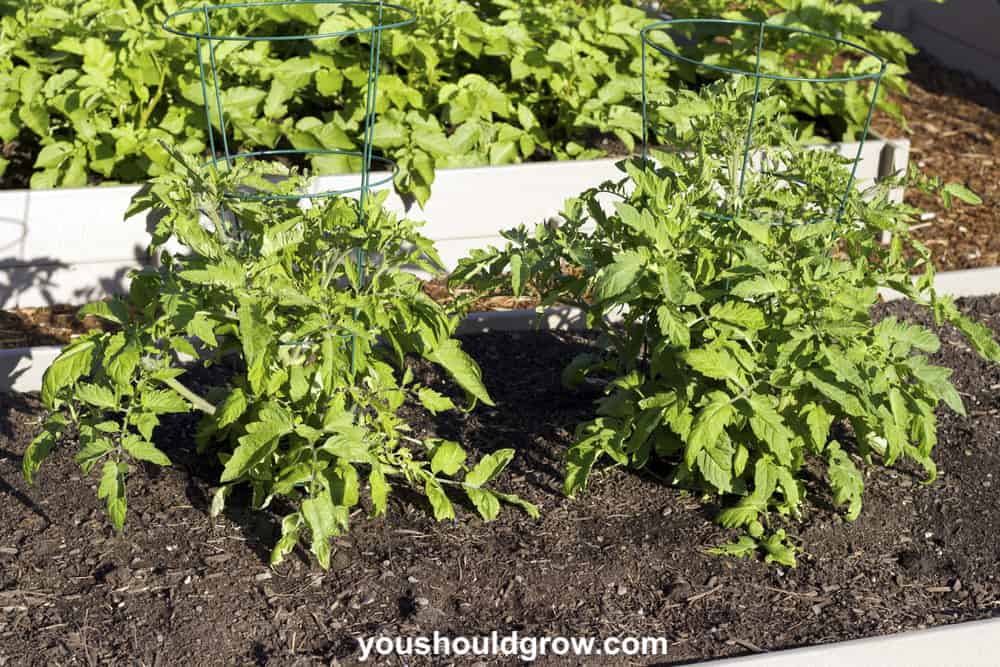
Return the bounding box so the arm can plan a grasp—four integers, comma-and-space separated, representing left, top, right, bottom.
639, 18, 888, 227
162, 0, 415, 374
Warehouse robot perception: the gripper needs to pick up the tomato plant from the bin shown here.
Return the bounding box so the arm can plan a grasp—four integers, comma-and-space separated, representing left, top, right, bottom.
23, 145, 537, 568
452, 79, 996, 565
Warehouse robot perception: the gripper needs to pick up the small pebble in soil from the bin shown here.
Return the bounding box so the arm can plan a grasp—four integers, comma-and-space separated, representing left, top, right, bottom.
415, 597, 430, 607
616, 584, 628, 596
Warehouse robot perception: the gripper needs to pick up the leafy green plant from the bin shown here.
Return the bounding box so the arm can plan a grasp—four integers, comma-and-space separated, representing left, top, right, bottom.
23, 145, 536, 568
658, 0, 944, 138
2, 0, 929, 199
452, 80, 997, 565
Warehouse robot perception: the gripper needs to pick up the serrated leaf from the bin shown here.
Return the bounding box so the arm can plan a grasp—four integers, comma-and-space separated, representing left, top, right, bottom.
593, 251, 644, 303
418, 387, 456, 415
563, 443, 601, 498
22, 415, 65, 484
685, 392, 735, 468
466, 487, 501, 521
216, 388, 248, 428
431, 440, 466, 476
707, 535, 757, 558
683, 347, 742, 383
76, 383, 118, 409
656, 305, 690, 348
220, 404, 294, 482
426, 339, 494, 407
942, 183, 982, 205
369, 464, 389, 517
123, 437, 171, 466
493, 491, 540, 519
827, 442, 864, 521
42, 339, 95, 408
141, 389, 189, 414
465, 449, 515, 488
302, 491, 343, 569
424, 478, 455, 521
97, 460, 127, 531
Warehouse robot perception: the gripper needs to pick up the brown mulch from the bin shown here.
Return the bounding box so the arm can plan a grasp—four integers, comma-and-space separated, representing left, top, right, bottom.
0, 295, 999, 664
0, 305, 108, 349
872, 54, 1000, 271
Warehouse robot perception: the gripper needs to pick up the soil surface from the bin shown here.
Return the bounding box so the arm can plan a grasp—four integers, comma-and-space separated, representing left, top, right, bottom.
872, 54, 1000, 271
1, 295, 999, 665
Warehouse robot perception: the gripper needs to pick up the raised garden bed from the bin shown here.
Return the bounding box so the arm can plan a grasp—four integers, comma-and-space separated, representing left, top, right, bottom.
1, 294, 998, 665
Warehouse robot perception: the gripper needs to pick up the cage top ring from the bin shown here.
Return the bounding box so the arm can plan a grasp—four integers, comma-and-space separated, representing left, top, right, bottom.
641, 18, 887, 84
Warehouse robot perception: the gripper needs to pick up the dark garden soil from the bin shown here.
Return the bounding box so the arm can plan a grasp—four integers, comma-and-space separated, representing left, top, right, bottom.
1, 295, 999, 665
872, 54, 1000, 271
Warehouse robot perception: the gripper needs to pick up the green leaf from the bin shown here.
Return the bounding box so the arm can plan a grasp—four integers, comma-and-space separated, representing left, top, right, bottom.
493, 491, 540, 519
709, 302, 765, 330
79, 300, 129, 325
321, 427, 372, 463
76, 383, 118, 410
942, 183, 982, 205
220, 404, 294, 482
431, 440, 466, 476
97, 460, 127, 531
326, 460, 360, 507
593, 251, 643, 303
123, 437, 171, 466
466, 487, 501, 520
509, 253, 524, 297
369, 464, 390, 517
141, 389, 190, 414
426, 339, 494, 407
685, 392, 735, 469
216, 388, 248, 428
696, 440, 734, 493
22, 415, 66, 484
731, 275, 788, 299
464, 449, 515, 488
683, 347, 742, 383
302, 491, 344, 569
418, 387, 456, 415
424, 478, 455, 521
656, 305, 690, 348
761, 531, 797, 567
563, 443, 601, 498
746, 394, 794, 466
41, 339, 95, 408
707, 535, 757, 558
827, 442, 864, 521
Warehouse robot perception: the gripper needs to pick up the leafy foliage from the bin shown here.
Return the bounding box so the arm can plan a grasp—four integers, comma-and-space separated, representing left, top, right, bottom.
2, 0, 925, 198
452, 80, 997, 565
24, 145, 536, 568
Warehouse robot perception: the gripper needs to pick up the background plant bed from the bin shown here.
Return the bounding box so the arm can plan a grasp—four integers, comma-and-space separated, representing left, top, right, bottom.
0, 294, 998, 665
0, 136, 908, 311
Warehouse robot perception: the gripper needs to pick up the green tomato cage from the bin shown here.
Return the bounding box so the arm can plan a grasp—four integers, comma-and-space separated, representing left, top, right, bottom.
640, 18, 888, 228
162, 0, 414, 375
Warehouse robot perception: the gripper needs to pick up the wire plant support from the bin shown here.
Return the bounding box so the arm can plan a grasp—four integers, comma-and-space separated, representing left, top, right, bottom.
162, 0, 415, 375
639, 18, 888, 229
